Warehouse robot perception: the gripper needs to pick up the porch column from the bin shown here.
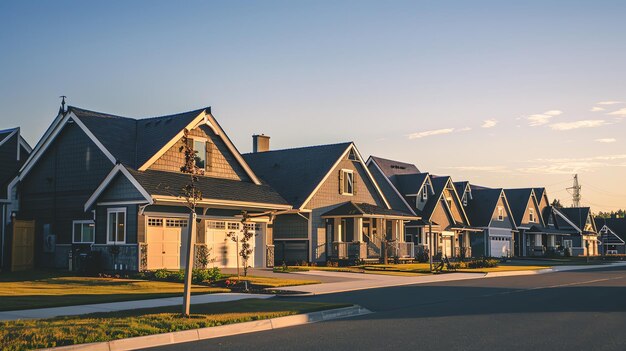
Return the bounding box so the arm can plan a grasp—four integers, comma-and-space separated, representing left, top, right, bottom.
354, 218, 363, 242
391, 220, 398, 242
334, 219, 342, 242
398, 220, 405, 242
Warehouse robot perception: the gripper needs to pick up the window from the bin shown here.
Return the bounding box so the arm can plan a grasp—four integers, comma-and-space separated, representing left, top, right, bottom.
73, 220, 95, 243
564, 240, 572, 248
422, 186, 428, 201
147, 218, 163, 227
446, 197, 453, 209
340, 169, 354, 195
166, 219, 188, 227
107, 208, 126, 244
497, 207, 504, 221
193, 140, 206, 169
529, 209, 535, 223
462, 195, 467, 207
227, 222, 240, 230
348, 149, 358, 161
207, 221, 225, 229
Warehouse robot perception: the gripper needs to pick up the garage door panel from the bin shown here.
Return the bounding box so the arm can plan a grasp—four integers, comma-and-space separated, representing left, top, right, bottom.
146, 218, 182, 270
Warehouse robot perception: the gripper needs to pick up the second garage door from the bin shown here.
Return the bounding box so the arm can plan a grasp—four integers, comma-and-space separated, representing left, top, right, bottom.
489, 236, 511, 258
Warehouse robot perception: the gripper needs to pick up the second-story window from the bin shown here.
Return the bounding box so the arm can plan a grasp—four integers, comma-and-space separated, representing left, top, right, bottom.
497, 207, 504, 221
339, 169, 354, 195
193, 139, 206, 169
529, 209, 535, 223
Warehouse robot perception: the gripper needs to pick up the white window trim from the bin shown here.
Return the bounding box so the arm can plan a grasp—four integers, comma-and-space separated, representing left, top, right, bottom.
107, 207, 127, 244
72, 220, 95, 244
529, 209, 535, 223
422, 186, 428, 200
497, 207, 504, 221
341, 169, 354, 196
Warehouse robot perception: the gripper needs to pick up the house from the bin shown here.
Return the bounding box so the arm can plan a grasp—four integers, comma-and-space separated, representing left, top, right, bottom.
553, 207, 599, 256
15, 105, 291, 272
462, 185, 517, 258
594, 217, 626, 255
0, 127, 32, 269
367, 156, 479, 259
243, 141, 419, 265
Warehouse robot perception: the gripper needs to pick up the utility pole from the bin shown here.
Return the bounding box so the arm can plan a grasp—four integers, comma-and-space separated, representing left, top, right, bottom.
567, 174, 581, 207
428, 221, 433, 272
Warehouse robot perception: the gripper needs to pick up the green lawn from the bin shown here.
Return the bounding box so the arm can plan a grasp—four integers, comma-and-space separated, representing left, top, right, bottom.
457, 265, 549, 273
0, 271, 228, 311
0, 299, 348, 351
279, 262, 553, 275
222, 275, 320, 288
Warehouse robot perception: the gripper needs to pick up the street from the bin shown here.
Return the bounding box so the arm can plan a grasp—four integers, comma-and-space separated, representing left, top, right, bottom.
146, 266, 626, 351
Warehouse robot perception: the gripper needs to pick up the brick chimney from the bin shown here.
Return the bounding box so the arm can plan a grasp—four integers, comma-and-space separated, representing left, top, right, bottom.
252, 134, 270, 153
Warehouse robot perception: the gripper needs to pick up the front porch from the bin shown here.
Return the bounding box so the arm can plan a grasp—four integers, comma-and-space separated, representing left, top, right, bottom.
321, 202, 419, 262
525, 230, 572, 257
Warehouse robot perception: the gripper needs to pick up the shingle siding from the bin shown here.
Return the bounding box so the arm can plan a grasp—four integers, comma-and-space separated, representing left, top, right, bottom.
149, 125, 249, 181
273, 214, 308, 239
99, 174, 146, 202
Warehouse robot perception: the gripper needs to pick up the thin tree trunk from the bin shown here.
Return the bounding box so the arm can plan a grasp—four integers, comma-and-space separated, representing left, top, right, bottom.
182, 212, 197, 317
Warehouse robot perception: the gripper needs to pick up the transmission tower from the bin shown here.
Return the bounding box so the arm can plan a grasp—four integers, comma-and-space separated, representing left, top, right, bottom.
567, 174, 581, 207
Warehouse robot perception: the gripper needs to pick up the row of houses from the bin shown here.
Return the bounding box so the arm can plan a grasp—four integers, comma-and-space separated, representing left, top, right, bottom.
0, 104, 624, 272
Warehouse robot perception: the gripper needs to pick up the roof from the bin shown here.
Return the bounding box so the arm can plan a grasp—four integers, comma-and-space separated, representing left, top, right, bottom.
321, 201, 417, 218
503, 188, 534, 226
419, 176, 450, 220
454, 181, 469, 198
70, 106, 207, 168
465, 188, 502, 227
0, 127, 30, 200
558, 207, 592, 231
595, 217, 626, 243
243, 142, 353, 208
393, 173, 429, 195
368, 156, 420, 178
125, 167, 289, 206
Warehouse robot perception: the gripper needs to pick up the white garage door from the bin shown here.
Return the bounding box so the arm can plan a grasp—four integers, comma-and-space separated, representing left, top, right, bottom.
206, 221, 260, 268
490, 236, 511, 258
146, 218, 188, 270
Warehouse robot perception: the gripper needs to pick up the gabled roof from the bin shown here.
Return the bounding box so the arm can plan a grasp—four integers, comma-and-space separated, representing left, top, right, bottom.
321, 201, 417, 219
84, 164, 290, 211
594, 217, 626, 245
465, 188, 503, 227
19, 105, 262, 185
0, 127, 31, 200
558, 207, 595, 233
420, 176, 454, 221
394, 173, 430, 195
367, 156, 420, 178
503, 188, 536, 227
244, 142, 389, 209
454, 181, 470, 199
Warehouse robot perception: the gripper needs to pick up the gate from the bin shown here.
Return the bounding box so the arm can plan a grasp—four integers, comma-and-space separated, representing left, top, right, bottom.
11, 220, 35, 271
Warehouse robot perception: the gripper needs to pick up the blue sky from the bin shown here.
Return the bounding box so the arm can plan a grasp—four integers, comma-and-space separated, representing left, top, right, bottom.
1, 1, 625, 211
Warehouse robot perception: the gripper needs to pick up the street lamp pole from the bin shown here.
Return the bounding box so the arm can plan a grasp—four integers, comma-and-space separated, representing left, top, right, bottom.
428, 221, 433, 272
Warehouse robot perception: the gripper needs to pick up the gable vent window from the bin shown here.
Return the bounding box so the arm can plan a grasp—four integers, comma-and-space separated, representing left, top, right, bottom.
529, 209, 535, 223
497, 207, 504, 221
422, 187, 428, 201
348, 149, 358, 161
339, 169, 355, 195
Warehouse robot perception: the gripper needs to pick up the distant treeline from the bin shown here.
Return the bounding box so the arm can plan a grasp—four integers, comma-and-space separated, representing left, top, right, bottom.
595, 209, 626, 219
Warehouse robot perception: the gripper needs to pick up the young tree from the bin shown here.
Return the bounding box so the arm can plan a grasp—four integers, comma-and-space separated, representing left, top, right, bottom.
226, 211, 256, 279
179, 129, 204, 317
551, 198, 563, 208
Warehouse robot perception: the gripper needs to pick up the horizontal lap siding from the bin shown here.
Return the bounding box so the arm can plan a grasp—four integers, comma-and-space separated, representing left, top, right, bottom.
306, 158, 387, 261
19, 124, 113, 267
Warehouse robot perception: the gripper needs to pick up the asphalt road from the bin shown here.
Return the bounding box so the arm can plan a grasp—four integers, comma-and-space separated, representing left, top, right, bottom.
146, 266, 626, 351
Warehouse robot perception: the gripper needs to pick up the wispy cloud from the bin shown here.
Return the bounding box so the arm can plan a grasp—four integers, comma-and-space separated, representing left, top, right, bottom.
549, 119, 607, 131
596, 138, 617, 143
607, 108, 626, 116
481, 119, 498, 128
408, 128, 455, 139
590, 106, 605, 112
597, 101, 623, 105
445, 165, 511, 173
527, 110, 562, 126
458, 127, 472, 132
519, 154, 626, 174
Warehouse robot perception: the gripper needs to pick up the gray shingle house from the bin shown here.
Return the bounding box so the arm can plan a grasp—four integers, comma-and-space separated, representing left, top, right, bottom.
594, 217, 626, 254
367, 156, 479, 259
15, 106, 291, 272
244, 142, 418, 265
0, 127, 32, 269
554, 207, 599, 256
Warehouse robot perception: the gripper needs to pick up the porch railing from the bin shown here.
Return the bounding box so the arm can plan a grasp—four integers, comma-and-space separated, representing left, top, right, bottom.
330, 241, 415, 260
454, 246, 472, 259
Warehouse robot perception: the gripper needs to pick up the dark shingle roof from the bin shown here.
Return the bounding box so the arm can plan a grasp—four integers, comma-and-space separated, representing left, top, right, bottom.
465, 188, 502, 227
0, 128, 21, 199
393, 173, 429, 195
454, 181, 469, 199
558, 207, 592, 232
70, 106, 207, 168
125, 167, 289, 206
369, 156, 420, 178
503, 188, 534, 226
321, 201, 415, 218
595, 217, 626, 243
243, 142, 352, 208
419, 176, 450, 220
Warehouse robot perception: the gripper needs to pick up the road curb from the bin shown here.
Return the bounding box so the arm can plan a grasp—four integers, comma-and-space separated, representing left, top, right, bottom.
484, 262, 626, 278
40, 305, 371, 351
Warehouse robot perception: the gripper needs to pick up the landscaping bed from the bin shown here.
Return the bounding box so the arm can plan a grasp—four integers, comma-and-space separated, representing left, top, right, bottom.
0, 299, 348, 351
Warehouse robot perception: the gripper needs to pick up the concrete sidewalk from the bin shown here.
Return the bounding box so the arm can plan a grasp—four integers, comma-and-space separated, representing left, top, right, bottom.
0, 293, 271, 321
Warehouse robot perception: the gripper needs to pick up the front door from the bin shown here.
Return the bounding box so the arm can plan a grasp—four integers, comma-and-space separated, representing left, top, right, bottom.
443, 236, 453, 258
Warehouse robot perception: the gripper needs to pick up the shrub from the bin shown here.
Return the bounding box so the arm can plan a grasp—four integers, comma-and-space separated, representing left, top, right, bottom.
154, 269, 170, 280
172, 270, 186, 282
192, 268, 222, 283
467, 258, 499, 269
